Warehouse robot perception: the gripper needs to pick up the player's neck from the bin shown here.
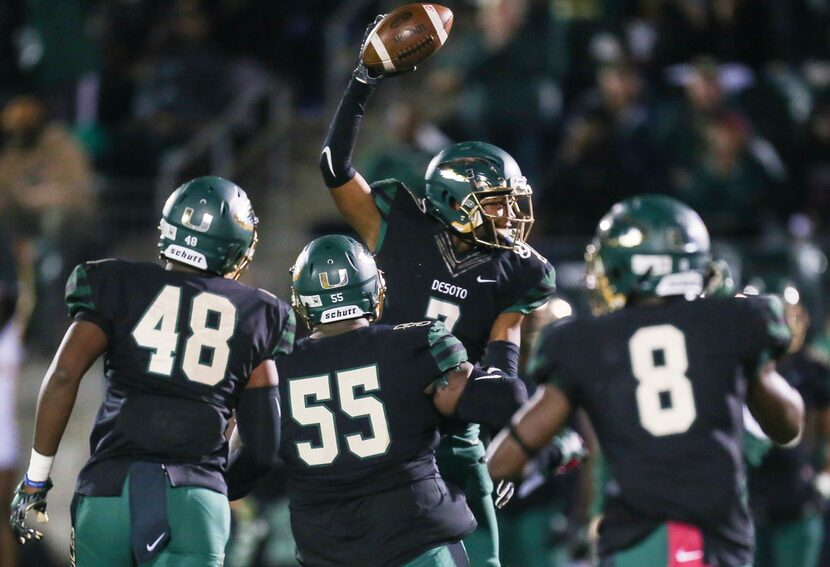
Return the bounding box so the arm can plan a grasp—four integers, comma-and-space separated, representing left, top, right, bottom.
449, 233, 473, 254
312, 318, 370, 338
165, 261, 222, 277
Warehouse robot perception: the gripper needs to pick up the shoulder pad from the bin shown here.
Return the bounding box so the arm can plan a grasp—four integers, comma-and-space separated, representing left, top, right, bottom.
425, 320, 467, 372
392, 320, 433, 331
540, 315, 578, 341
85, 258, 118, 266
511, 242, 548, 264
257, 287, 278, 300
65, 260, 118, 318
372, 178, 427, 214
256, 287, 289, 309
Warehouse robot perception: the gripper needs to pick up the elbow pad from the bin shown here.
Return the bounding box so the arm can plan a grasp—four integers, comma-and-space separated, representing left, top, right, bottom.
320, 76, 375, 188
455, 366, 528, 431
225, 386, 281, 500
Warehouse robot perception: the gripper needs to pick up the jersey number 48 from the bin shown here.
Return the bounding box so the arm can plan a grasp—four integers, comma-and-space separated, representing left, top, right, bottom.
132, 285, 236, 386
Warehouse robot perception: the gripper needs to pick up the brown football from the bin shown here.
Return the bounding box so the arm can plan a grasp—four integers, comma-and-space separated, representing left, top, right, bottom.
361, 4, 453, 73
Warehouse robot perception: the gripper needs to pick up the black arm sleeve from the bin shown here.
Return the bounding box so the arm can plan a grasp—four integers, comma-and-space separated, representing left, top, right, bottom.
481, 340, 520, 377
455, 365, 528, 431
319, 76, 376, 188
225, 386, 281, 501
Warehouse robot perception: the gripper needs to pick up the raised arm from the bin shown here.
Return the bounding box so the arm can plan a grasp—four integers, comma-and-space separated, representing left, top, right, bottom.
320, 18, 406, 250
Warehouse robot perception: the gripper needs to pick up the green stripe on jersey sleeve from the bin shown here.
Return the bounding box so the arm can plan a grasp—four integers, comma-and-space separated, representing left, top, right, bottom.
503, 266, 557, 315
65, 263, 95, 316
427, 320, 468, 373
273, 309, 296, 356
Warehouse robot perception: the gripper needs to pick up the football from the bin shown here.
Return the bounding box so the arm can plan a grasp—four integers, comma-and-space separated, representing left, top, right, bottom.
361, 4, 454, 73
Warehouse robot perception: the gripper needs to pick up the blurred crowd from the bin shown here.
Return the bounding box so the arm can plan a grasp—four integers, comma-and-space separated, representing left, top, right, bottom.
374, 0, 830, 241
1, 1, 830, 566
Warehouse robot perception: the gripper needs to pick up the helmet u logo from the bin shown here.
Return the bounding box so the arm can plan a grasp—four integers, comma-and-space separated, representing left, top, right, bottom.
319, 269, 348, 289
181, 208, 214, 232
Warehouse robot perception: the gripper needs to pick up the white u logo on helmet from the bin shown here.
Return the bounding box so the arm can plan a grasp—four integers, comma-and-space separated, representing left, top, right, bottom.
319, 269, 349, 289
181, 208, 214, 232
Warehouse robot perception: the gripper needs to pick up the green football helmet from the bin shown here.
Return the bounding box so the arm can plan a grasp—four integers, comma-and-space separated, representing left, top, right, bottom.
585, 194, 711, 312
158, 176, 258, 280
423, 141, 533, 251
290, 234, 386, 328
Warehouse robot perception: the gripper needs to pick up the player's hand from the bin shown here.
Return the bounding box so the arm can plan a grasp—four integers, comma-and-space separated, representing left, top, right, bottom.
702, 259, 735, 298
353, 15, 415, 85
494, 480, 514, 509
10, 477, 53, 545
550, 428, 588, 475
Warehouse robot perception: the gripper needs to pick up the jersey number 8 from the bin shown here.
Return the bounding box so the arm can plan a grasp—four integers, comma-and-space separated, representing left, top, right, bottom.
628, 325, 697, 437
132, 285, 236, 386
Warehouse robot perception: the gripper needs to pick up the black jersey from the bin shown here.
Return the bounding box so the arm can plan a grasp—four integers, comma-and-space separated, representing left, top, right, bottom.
65, 259, 294, 496
529, 296, 791, 566
749, 351, 830, 523
276, 321, 475, 566
371, 180, 556, 364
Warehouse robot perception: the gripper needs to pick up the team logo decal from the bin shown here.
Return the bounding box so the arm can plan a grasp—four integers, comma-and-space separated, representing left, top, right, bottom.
300, 294, 323, 307
319, 268, 349, 289
393, 321, 432, 330
181, 208, 214, 232
320, 305, 361, 323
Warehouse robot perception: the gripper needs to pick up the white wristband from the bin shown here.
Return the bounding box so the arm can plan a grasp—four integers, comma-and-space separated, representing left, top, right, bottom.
26, 449, 55, 483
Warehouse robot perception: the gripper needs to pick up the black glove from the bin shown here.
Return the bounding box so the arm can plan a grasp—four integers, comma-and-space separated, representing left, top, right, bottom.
10, 477, 53, 545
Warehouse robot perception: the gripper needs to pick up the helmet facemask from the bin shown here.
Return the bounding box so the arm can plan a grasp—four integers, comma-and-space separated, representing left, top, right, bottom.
225, 227, 258, 281
451, 175, 534, 251
584, 242, 625, 314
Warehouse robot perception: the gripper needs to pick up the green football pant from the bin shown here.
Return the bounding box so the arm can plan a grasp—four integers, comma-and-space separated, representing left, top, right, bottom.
73, 477, 230, 567
754, 513, 824, 567
435, 439, 499, 567
403, 542, 469, 566
498, 505, 569, 567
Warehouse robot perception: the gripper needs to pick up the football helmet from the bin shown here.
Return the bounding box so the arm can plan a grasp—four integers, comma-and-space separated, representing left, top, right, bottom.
423, 141, 533, 251
158, 176, 258, 280
290, 234, 386, 328
585, 194, 711, 312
